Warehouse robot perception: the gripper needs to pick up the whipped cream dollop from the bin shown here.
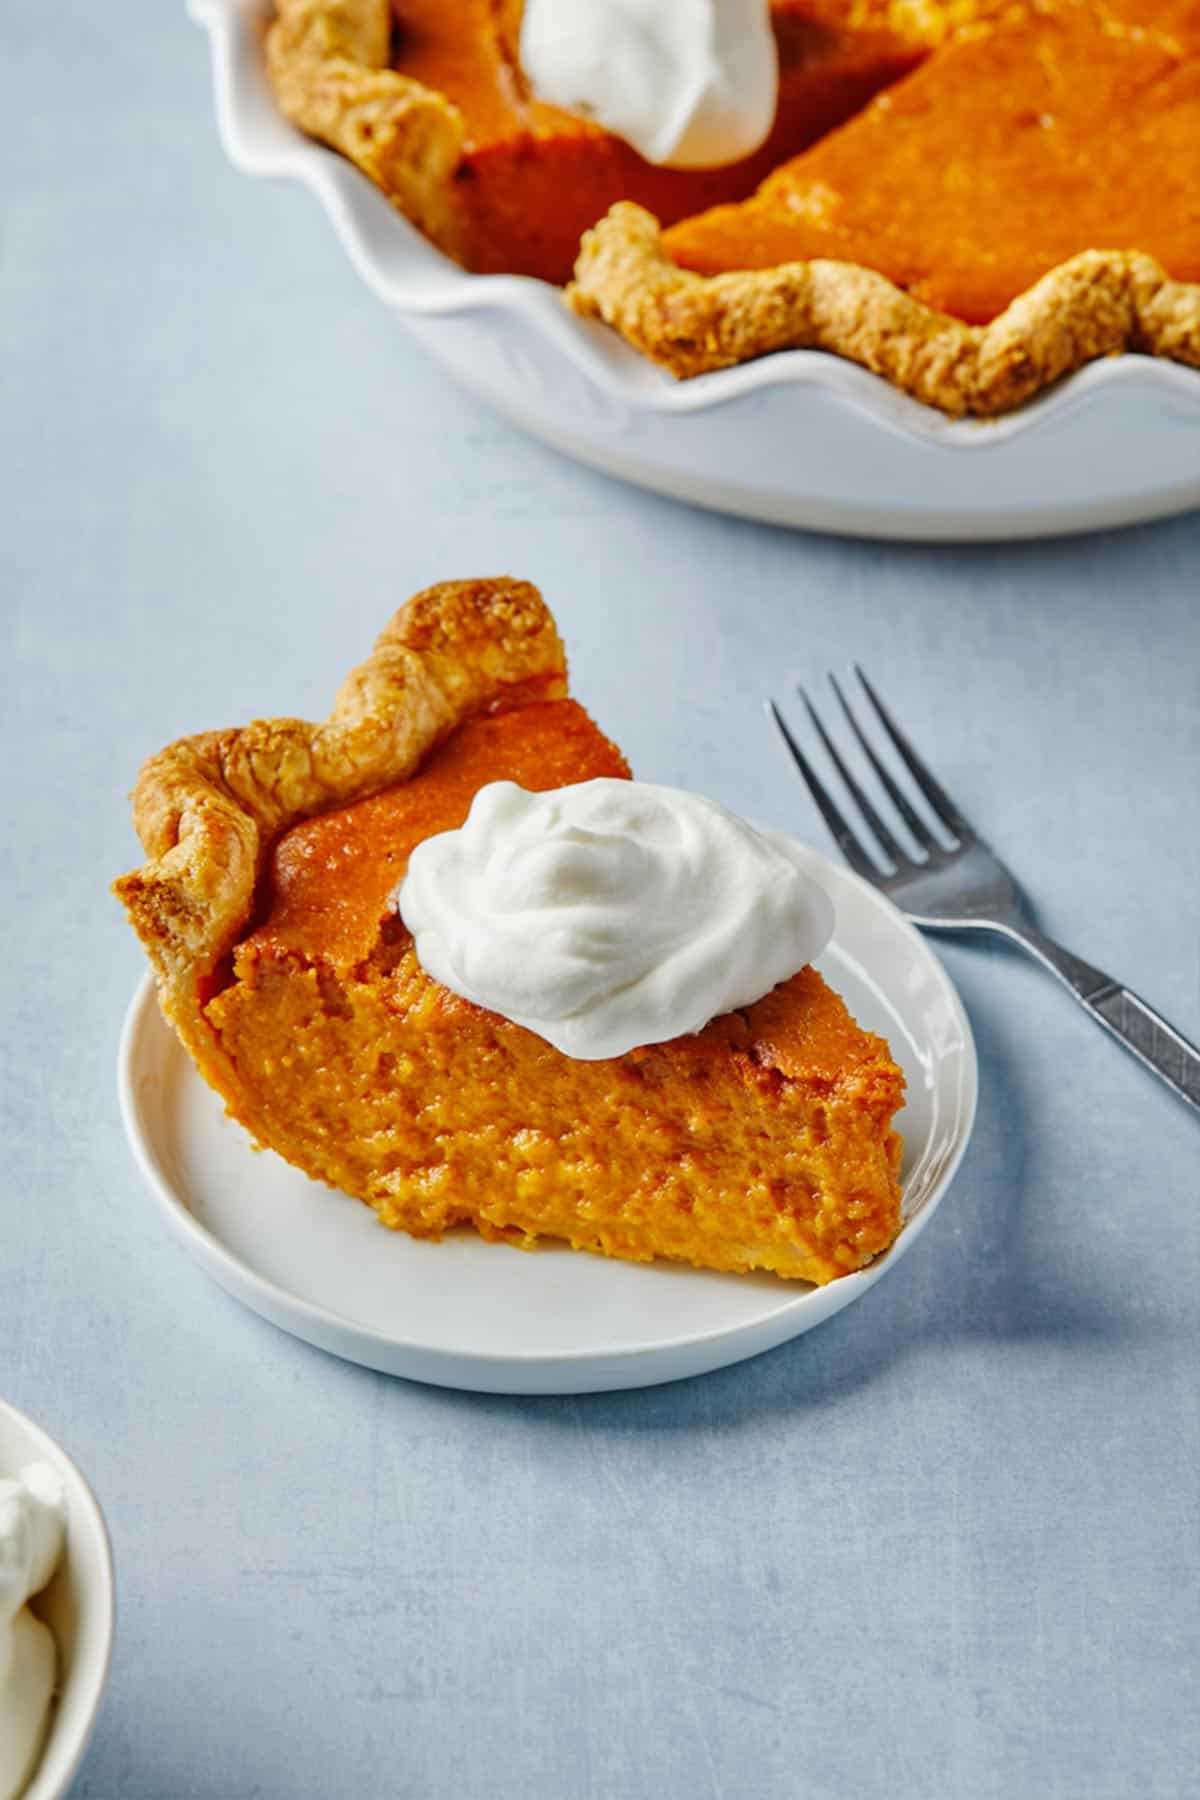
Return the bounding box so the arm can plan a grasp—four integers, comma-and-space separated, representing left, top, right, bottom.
398, 779, 834, 1061
0, 1463, 65, 1800
519, 0, 778, 170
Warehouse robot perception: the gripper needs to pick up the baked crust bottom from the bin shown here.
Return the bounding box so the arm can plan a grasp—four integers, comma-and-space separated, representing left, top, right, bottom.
567, 203, 1200, 417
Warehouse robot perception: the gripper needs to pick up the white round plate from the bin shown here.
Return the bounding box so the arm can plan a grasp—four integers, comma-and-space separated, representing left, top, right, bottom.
188, 0, 1200, 542
118, 845, 977, 1395
0, 1399, 115, 1800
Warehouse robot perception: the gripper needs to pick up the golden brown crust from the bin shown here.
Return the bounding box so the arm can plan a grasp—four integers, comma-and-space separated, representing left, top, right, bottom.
113, 579, 567, 1065
264, 0, 466, 259
566, 202, 1200, 416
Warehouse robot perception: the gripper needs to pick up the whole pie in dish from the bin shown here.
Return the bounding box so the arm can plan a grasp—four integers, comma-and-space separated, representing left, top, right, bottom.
264, 0, 1200, 415
114, 579, 906, 1284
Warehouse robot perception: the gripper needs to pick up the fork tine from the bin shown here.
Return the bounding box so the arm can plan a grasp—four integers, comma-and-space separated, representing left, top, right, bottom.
854, 666, 976, 845
799, 687, 908, 871
766, 701, 883, 880
829, 673, 943, 855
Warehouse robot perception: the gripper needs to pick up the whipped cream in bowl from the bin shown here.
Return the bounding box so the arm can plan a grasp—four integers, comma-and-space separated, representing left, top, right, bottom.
0, 1465, 66, 1800
519, 0, 779, 169
397, 778, 834, 1060
0, 1400, 114, 1800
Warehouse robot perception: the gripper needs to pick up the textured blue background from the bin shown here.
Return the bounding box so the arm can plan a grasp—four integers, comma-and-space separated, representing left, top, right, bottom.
3, 6, 1199, 1797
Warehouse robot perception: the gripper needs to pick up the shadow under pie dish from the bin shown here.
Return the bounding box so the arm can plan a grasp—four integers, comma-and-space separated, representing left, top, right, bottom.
262, 0, 1200, 416
114, 580, 905, 1285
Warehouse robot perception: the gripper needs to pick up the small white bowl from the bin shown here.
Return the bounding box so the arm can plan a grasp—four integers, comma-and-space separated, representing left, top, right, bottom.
0, 1400, 114, 1800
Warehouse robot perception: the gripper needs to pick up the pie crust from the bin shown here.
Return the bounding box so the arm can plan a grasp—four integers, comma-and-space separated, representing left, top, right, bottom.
264, 0, 467, 260
567, 203, 1200, 416
114, 577, 565, 1086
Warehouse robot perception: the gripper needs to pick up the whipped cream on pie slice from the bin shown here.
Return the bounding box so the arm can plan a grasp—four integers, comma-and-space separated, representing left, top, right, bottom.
398, 778, 834, 1060
519, 0, 779, 169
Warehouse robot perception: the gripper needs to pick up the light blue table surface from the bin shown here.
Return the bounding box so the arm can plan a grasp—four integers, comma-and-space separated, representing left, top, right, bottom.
4, 7, 1199, 1797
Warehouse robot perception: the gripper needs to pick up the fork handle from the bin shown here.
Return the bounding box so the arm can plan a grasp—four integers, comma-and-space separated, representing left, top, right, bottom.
1005, 924, 1200, 1114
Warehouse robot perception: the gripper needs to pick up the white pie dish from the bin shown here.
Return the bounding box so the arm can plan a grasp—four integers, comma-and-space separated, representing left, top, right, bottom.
0, 1400, 114, 1800
117, 840, 978, 1396
189, 0, 1200, 541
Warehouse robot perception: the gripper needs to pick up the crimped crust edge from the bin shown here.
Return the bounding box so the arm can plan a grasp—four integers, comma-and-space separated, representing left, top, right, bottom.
566, 203, 1200, 417
114, 577, 567, 1075
264, 0, 466, 259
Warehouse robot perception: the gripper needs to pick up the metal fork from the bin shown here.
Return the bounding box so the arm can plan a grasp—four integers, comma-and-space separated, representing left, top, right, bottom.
768, 671, 1200, 1115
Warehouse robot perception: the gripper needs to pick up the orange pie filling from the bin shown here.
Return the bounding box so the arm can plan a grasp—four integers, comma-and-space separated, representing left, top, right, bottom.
660, 3, 1200, 323
200, 695, 905, 1284
390, 0, 946, 282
